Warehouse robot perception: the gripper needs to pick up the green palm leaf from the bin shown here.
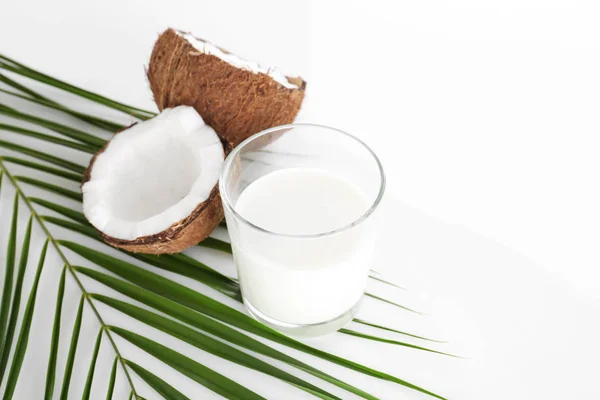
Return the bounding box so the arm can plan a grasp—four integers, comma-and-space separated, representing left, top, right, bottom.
111, 327, 266, 400
38, 197, 445, 394
132, 252, 240, 300
0, 72, 50, 102
0, 82, 124, 132
365, 292, 422, 314
43, 215, 99, 238
0, 139, 86, 172
0, 216, 33, 380
81, 268, 375, 399
0, 104, 106, 147
94, 294, 340, 399
2, 240, 49, 399
106, 357, 118, 400
368, 274, 405, 289
353, 318, 446, 343
0, 56, 452, 399
1, 156, 83, 182
339, 329, 459, 358
16, 175, 82, 201
65, 245, 443, 399
30, 197, 88, 224
0, 194, 19, 370
82, 330, 103, 400
124, 360, 191, 400
197, 237, 234, 253
59, 296, 85, 400
0, 54, 156, 120
0, 122, 98, 153
45, 268, 66, 400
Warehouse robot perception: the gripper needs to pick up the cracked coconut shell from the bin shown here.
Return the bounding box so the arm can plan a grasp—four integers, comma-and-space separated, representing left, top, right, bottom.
147, 28, 306, 149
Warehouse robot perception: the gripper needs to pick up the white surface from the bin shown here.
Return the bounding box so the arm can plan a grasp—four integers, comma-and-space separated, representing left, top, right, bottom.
1, 0, 600, 399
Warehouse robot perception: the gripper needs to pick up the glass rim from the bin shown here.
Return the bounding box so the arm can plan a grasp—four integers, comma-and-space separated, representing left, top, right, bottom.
219, 122, 386, 239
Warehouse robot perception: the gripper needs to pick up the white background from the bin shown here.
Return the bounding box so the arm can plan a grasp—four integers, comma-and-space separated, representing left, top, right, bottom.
1, 0, 600, 399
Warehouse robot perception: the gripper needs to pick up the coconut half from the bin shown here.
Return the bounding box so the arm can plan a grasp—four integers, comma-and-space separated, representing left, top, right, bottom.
147, 28, 306, 149
82, 106, 224, 254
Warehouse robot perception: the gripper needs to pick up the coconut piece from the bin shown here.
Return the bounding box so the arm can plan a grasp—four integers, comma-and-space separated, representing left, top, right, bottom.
82, 106, 224, 254
147, 28, 306, 149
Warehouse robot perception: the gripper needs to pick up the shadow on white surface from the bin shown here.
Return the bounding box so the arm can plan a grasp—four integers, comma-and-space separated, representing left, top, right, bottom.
362, 196, 600, 399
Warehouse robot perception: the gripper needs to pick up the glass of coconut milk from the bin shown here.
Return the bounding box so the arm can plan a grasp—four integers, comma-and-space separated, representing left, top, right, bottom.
220, 124, 385, 337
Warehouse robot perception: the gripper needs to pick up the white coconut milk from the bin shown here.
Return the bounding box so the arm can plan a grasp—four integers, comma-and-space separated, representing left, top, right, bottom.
230, 168, 375, 325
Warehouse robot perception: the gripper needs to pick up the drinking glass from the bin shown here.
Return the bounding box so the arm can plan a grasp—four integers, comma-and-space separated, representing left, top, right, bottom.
219, 123, 385, 337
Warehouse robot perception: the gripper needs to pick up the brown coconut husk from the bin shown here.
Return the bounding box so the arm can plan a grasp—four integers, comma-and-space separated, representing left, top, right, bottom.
147, 28, 306, 149
82, 125, 224, 254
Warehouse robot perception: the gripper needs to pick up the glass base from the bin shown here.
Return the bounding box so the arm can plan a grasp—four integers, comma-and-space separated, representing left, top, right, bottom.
243, 296, 363, 338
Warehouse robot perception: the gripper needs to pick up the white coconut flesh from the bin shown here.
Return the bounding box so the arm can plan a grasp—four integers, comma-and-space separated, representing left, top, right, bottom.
176, 31, 299, 89
82, 106, 224, 241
